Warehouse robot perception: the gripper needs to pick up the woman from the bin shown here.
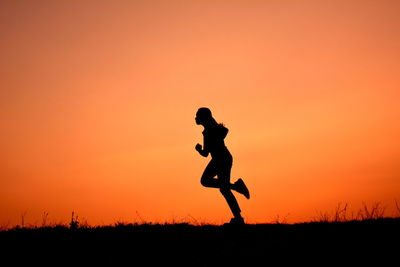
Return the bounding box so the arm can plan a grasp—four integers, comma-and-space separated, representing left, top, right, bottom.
195, 107, 250, 224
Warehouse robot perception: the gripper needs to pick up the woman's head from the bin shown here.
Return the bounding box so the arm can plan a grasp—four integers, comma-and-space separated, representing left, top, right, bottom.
195, 107, 213, 125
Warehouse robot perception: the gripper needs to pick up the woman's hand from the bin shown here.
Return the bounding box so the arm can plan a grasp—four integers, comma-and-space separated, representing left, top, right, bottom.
195, 143, 202, 152
195, 143, 208, 157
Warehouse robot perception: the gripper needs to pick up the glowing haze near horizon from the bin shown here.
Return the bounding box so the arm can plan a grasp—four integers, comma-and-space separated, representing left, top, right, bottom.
1, 0, 399, 226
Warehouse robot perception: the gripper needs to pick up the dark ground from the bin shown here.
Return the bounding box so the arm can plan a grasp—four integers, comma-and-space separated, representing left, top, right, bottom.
1, 218, 399, 266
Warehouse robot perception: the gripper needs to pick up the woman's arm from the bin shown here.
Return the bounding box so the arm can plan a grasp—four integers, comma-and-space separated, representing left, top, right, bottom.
195, 143, 209, 157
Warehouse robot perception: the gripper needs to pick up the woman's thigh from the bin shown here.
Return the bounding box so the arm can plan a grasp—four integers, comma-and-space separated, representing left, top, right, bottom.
216, 157, 233, 185
201, 160, 218, 186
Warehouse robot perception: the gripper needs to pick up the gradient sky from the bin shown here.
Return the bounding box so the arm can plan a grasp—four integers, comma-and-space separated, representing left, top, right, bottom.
1, 0, 400, 226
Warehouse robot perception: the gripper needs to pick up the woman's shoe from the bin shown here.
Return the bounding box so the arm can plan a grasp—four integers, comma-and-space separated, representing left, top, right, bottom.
234, 178, 250, 199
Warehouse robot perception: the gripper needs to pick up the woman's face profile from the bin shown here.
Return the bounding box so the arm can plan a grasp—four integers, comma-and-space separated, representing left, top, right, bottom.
195, 112, 202, 125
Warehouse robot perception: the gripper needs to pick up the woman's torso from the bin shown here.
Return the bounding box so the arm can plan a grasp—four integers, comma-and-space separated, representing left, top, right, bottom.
203, 124, 232, 159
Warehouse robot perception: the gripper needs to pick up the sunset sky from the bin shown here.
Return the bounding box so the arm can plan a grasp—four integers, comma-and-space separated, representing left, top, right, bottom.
1, 0, 399, 227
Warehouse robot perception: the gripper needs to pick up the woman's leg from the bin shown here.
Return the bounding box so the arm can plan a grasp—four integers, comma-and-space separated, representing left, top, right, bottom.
220, 187, 242, 218
218, 157, 242, 219
200, 160, 220, 188
201, 157, 242, 219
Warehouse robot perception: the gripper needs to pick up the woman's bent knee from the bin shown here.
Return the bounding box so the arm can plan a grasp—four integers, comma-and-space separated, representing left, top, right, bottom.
201, 174, 220, 188
200, 176, 211, 187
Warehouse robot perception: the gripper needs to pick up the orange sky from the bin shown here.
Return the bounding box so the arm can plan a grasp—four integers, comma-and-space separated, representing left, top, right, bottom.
1, 0, 400, 226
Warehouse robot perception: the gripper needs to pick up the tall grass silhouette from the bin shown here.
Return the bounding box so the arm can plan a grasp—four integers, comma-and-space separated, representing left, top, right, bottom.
1, 202, 399, 266
2, 201, 399, 230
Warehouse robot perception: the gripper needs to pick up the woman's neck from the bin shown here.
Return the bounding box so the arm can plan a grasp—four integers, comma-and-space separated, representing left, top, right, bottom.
203, 120, 217, 129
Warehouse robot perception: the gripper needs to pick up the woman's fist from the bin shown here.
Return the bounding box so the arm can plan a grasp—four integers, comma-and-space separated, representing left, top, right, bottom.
195, 143, 202, 151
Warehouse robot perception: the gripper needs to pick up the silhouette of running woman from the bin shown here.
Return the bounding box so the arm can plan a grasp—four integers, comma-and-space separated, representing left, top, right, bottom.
195, 107, 250, 224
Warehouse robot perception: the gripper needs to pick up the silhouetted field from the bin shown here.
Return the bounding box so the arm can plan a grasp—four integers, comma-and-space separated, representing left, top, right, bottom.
1, 218, 399, 266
